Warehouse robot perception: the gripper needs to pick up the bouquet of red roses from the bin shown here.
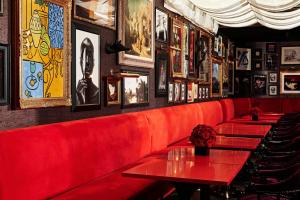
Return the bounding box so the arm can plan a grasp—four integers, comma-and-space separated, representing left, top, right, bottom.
189, 124, 217, 147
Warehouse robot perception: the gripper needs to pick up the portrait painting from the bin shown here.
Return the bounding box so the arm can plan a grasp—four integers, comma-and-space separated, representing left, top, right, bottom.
187, 82, 193, 103
198, 33, 210, 83
269, 85, 277, 96
205, 87, 209, 99
74, 0, 116, 29
155, 50, 168, 96
170, 18, 182, 50
168, 82, 174, 103
198, 87, 202, 99
183, 25, 189, 57
155, 8, 168, 43
188, 28, 195, 77
123, 72, 149, 106
193, 83, 198, 100
20, 0, 71, 108
0, 45, 9, 104
266, 53, 276, 70
253, 75, 267, 96
181, 82, 186, 102
236, 48, 251, 70
106, 77, 120, 106
269, 72, 277, 83
170, 49, 183, 77
212, 62, 222, 96
222, 62, 229, 94
72, 25, 101, 110
174, 82, 181, 103
217, 35, 222, 57
280, 72, 300, 94
281, 46, 300, 65
228, 61, 234, 95
118, 0, 154, 68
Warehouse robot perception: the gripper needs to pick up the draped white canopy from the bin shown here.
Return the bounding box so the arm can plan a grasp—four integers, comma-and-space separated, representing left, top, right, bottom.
165, 0, 300, 33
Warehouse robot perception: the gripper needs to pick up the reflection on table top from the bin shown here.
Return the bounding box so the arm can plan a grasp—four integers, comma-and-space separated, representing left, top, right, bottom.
215, 123, 271, 137
228, 115, 279, 125
123, 148, 250, 185
173, 136, 261, 150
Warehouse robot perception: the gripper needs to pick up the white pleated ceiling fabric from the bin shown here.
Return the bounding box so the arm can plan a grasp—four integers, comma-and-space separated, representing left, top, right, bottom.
165, 0, 300, 32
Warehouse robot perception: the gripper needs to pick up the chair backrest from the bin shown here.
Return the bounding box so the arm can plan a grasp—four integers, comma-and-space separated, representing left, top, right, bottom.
219, 99, 235, 121
198, 101, 224, 127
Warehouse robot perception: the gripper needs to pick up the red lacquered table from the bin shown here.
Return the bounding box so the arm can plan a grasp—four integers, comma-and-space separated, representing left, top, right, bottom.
173, 136, 261, 150
228, 115, 280, 125
123, 147, 250, 199
215, 123, 272, 138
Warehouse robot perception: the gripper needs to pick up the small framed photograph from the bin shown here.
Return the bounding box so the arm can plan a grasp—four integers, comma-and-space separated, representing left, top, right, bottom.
253, 75, 267, 96
155, 8, 168, 43
170, 48, 183, 78
254, 61, 263, 70
236, 48, 251, 70
212, 61, 222, 97
280, 71, 300, 94
281, 46, 300, 65
193, 83, 198, 101
72, 23, 101, 111
122, 71, 149, 107
198, 87, 202, 99
187, 82, 193, 103
254, 49, 262, 59
181, 82, 186, 102
74, 0, 116, 30
269, 85, 277, 96
269, 72, 278, 83
266, 43, 277, 53
205, 87, 209, 99
174, 81, 181, 103
0, 44, 9, 104
168, 82, 174, 103
265, 53, 277, 70
188, 28, 196, 77
106, 77, 121, 106
155, 50, 168, 96
0, 0, 3, 15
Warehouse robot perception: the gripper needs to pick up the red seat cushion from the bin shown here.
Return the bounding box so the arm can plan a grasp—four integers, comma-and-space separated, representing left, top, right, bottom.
282, 98, 300, 113
198, 101, 224, 127
233, 98, 252, 117
219, 99, 235, 122
251, 98, 283, 113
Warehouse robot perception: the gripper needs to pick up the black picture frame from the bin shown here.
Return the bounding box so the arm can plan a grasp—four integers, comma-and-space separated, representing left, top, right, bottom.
254, 48, 263, 60
105, 76, 121, 106
0, 44, 9, 105
122, 70, 149, 108
253, 75, 267, 96
71, 23, 101, 112
269, 85, 278, 96
254, 60, 263, 70
155, 8, 168, 43
269, 72, 277, 83
265, 53, 277, 70
266, 43, 277, 53
168, 81, 174, 103
155, 50, 168, 97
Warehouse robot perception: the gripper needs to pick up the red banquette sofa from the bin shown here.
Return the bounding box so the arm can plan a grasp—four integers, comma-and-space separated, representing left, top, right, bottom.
0, 98, 299, 200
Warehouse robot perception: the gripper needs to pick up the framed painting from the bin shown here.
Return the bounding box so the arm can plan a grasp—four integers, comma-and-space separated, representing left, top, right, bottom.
265, 53, 277, 70
198, 32, 210, 83
222, 61, 229, 95
205, 87, 209, 99
266, 43, 277, 53
0, 44, 9, 104
118, 0, 154, 68
227, 61, 234, 95
0, 0, 3, 14
198, 86, 202, 100
269, 72, 277, 83
155, 8, 168, 43
174, 81, 181, 103
106, 76, 121, 106
188, 27, 196, 77
73, 0, 116, 30
193, 82, 198, 101
182, 24, 189, 78
254, 48, 262, 60
280, 72, 300, 94
181, 82, 186, 102
155, 50, 168, 97
236, 48, 251, 70
253, 75, 267, 96
217, 35, 222, 57
19, 0, 71, 109
213, 36, 218, 55
269, 85, 277, 96
71, 23, 101, 111
187, 82, 193, 103
170, 18, 184, 77
212, 60, 222, 97
168, 82, 174, 103
281, 46, 300, 65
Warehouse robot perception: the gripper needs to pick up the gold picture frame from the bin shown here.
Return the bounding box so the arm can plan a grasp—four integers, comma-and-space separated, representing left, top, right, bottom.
118, 0, 154, 68
19, 0, 71, 109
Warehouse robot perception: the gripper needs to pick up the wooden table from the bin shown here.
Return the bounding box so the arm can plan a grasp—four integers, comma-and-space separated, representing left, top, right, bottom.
173, 135, 261, 150
123, 148, 250, 200
215, 123, 271, 138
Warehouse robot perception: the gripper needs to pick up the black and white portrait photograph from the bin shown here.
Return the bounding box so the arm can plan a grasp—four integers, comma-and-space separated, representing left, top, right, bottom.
155, 9, 168, 42
72, 24, 101, 111
269, 85, 277, 96
269, 72, 278, 83
174, 82, 181, 102
181, 83, 186, 102
281, 46, 300, 65
168, 82, 174, 103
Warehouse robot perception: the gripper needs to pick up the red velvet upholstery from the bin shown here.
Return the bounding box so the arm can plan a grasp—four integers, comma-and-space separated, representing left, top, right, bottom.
232, 98, 252, 117
143, 104, 203, 148
219, 99, 235, 122
251, 98, 283, 113
0, 112, 152, 200
198, 101, 224, 127
282, 98, 300, 113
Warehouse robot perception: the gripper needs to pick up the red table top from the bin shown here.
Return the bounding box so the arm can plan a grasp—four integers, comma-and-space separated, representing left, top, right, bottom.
215, 123, 271, 138
228, 115, 279, 125
173, 136, 261, 150
123, 148, 250, 186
